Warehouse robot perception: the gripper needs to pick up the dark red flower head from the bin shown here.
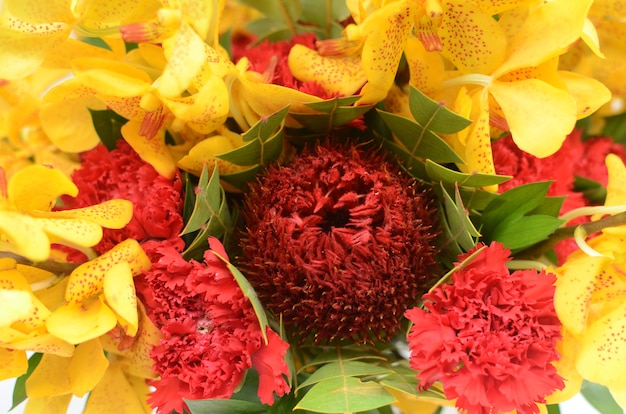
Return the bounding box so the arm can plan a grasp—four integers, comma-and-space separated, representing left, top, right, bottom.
405, 242, 564, 414
239, 141, 441, 343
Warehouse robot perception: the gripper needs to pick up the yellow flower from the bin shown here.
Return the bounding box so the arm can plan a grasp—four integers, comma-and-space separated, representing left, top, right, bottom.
552, 154, 626, 409
0, 165, 133, 262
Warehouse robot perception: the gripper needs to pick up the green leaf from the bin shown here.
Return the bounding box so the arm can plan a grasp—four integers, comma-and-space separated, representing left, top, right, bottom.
439, 183, 481, 254
377, 110, 463, 164
408, 86, 472, 134
489, 214, 564, 251
546, 403, 561, 414
581, 380, 624, 414
238, 0, 302, 27
300, 0, 350, 39
290, 97, 373, 133
181, 165, 235, 260
299, 348, 388, 372
425, 159, 511, 188
295, 376, 395, 414
186, 399, 267, 414
12, 352, 43, 410
88, 109, 127, 150
600, 111, 626, 144
220, 165, 264, 190
574, 175, 606, 204
297, 361, 393, 391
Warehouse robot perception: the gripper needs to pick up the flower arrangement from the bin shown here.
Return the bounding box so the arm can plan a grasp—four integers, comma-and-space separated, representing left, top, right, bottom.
2, 1, 626, 414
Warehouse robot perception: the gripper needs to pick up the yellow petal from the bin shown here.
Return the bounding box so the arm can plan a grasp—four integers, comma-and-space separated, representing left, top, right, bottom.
72, 64, 152, 98
489, 78, 576, 158
0, 289, 33, 326
546, 329, 584, 404
8, 165, 77, 211
0, 348, 27, 381
458, 88, 496, 178
126, 374, 153, 413
0, 24, 71, 80
405, 37, 445, 97
604, 154, 626, 207
40, 80, 106, 153
162, 74, 229, 134
25, 353, 72, 398
178, 134, 247, 176
103, 262, 138, 336
65, 239, 151, 304
469, 0, 536, 15
3, 0, 75, 23
438, 0, 507, 74
576, 300, 626, 388
288, 44, 367, 96
24, 394, 72, 414
84, 363, 148, 414
609, 388, 626, 410
69, 339, 109, 397
558, 71, 611, 119
494, 0, 593, 77
0, 211, 51, 262
33, 274, 68, 312
35, 217, 103, 248
158, 22, 208, 98
46, 296, 117, 344
581, 18, 604, 58
9, 332, 75, 357
121, 121, 177, 179
73, 0, 161, 34
37, 199, 134, 229
555, 255, 607, 336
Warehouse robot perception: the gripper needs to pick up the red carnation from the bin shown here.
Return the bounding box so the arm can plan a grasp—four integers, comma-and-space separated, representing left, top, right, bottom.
405, 242, 563, 414
60, 140, 184, 253
137, 238, 290, 414
239, 141, 441, 343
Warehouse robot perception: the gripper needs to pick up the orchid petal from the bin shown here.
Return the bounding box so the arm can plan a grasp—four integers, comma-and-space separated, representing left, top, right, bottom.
24, 394, 72, 414
38, 199, 134, 229
438, 0, 506, 74
72, 58, 153, 97
0, 211, 51, 262
404, 37, 445, 97
178, 134, 247, 176
610, 388, 626, 410
494, 0, 593, 77
4, 0, 75, 23
555, 255, 607, 336
46, 296, 117, 344
34, 217, 103, 248
489, 78, 576, 157
83, 363, 147, 414
25, 353, 72, 398
0, 289, 32, 326
288, 44, 366, 97
103, 262, 138, 336
33, 275, 68, 312
0, 348, 27, 380
558, 71, 611, 119
604, 154, 626, 206
459, 88, 495, 177
65, 239, 151, 304
546, 329, 583, 403
576, 300, 626, 389
8, 165, 77, 211
121, 121, 177, 179
0, 24, 71, 80
469, 0, 536, 15
8, 332, 75, 357
581, 18, 604, 58
158, 22, 208, 98
73, 0, 161, 35
68, 339, 109, 397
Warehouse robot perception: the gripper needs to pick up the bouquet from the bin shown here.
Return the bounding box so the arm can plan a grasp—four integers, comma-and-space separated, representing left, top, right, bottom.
2, 0, 626, 413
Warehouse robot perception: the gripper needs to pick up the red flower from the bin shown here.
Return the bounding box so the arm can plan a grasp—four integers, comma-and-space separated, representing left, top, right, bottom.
60, 140, 184, 254
137, 238, 290, 414
405, 242, 563, 414
240, 141, 441, 343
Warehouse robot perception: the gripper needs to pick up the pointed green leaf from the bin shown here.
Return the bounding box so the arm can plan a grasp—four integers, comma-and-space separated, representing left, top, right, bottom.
425, 159, 511, 188
489, 215, 564, 251
440, 183, 481, 253
297, 361, 393, 391
580, 381, 624, 414
88, 109, 127, 150
299, 348, 388, 372
290, 96, 373, 133
377, 136, 428, 180
305, 96, 361, 110
185, 399, 266, 414
408, 86, 472, 134
377, 110, 463, 164
220, 165, 264, 190
244, 106, 289, 143
295, 376, 395, 414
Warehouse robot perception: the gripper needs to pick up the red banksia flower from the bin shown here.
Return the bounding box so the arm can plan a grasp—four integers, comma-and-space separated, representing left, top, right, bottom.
239, 141, 441, 343
405, 242, 564, 414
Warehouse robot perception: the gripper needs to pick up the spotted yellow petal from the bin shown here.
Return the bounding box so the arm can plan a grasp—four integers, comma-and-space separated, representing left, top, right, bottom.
0, 347, 27, 381
73, 0, 161, 35
555, 255, 607, 336
438, 0, 506, 74
37, 199, 133, 229
0, 24, 71, 80
8, 165, 77, 211
34, 217, 103, 249
489, 78, 576, 157
103, 262, 138, 336
0, 290, 33, 327
46, 296, 117, 344
121, 120, 177, 179
126, 374, 153, 413
158, 22, 208, 98
0, 211, 51, 262
9, 332, 75, 357
33, 275, 68, 312
24, 394, 72, 414
25, 353, 72, 398
288, 44, 367, 97
83, 363, 148, 414
576, 300, 626, 388
460, 88, 495, 178
69, 339, 109, 397
65, 239, 151, 304
546, 329, 583, 403
494, 0, 593, 77
3, 0, 75, 23
469, 0, 536, 15
558, 71, 611, 119
405, 37, 445, 97
72, 58, 153, 98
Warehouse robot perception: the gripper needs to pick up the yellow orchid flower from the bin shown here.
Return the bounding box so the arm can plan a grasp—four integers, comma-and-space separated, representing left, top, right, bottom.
0, 165, 133, 262
552, 154, 626, 409
0, 0, 160, 80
